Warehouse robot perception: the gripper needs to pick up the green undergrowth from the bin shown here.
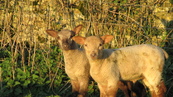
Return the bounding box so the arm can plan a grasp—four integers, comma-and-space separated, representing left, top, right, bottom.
0, 45, 70, 97
0, 44, 173, 97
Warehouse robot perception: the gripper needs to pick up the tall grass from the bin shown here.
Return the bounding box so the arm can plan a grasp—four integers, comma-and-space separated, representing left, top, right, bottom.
0, 0, 173, 96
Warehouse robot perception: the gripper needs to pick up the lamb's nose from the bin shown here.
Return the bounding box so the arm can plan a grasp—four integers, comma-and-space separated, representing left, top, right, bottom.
63, 44, 69, 49
90, 52, 97, 57
64, 45, 68, 48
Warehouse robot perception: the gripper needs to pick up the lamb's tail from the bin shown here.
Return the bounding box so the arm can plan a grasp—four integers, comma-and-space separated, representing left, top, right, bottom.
161, 49, 169, 59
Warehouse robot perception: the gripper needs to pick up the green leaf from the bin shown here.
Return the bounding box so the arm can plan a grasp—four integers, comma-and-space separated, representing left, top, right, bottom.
45, 80, 51, 84
32, 74, 39, 79
7, 79, 14, 87
16, 68, 24, 75
23, 80, 31, 87
14, 87, 22, 95
14, 81, 20, 86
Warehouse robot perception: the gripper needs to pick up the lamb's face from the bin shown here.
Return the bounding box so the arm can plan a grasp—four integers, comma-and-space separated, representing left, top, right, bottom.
46, 25, 83, 51
57, 30, 76, 50
83, 36, 104, 60
72, 35, 114, 60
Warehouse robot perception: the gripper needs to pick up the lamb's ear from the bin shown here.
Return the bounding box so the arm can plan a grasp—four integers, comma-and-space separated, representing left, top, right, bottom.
46, 29, 58, 37
101, 35, 114, 44
72, 36, 85, 45
72, 25, 83, 34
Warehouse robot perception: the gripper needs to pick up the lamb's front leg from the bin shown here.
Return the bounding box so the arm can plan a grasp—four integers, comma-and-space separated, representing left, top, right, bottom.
106, 85, 118, 97
117, 81, 131, 97
78, 77, 89, 97
71, 80, 80, 96
98, 83, 118, 97
98, 83, 107, 97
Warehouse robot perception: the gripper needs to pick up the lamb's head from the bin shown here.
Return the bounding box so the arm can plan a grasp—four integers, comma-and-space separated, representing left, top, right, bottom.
72, 35, 113, 60
46, 25, 82, 50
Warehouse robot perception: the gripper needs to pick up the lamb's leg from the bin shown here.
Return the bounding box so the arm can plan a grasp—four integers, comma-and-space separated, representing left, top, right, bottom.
156, 81, 166, 97
98, 84, 107, 97
143, 75, 165, 97
98, 83, 119, 97
118, 81, 131, 97
78, 77, 89, 97
71, 80, 80, 96
106, 85, 118, 97
131, 81, 146, 97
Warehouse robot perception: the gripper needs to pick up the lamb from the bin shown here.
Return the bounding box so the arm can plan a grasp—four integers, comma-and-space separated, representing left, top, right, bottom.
46, 25, 90, 97
46, 25, 146, 97
72, 35, 168, 97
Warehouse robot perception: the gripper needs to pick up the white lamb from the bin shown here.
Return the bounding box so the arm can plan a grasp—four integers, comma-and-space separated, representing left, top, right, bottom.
73, 35, 168, 97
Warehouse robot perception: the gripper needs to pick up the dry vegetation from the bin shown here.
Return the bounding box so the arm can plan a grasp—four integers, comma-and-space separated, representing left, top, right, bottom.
0, 0, 173, 97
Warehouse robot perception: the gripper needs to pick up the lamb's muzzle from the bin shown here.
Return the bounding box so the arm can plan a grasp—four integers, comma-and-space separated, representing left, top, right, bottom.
90, 51, 97, 59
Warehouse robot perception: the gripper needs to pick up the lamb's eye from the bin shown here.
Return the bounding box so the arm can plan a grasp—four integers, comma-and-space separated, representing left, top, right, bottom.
56, 36, 60, 39
99, 43, 102, 46
70, 35, 74, 38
